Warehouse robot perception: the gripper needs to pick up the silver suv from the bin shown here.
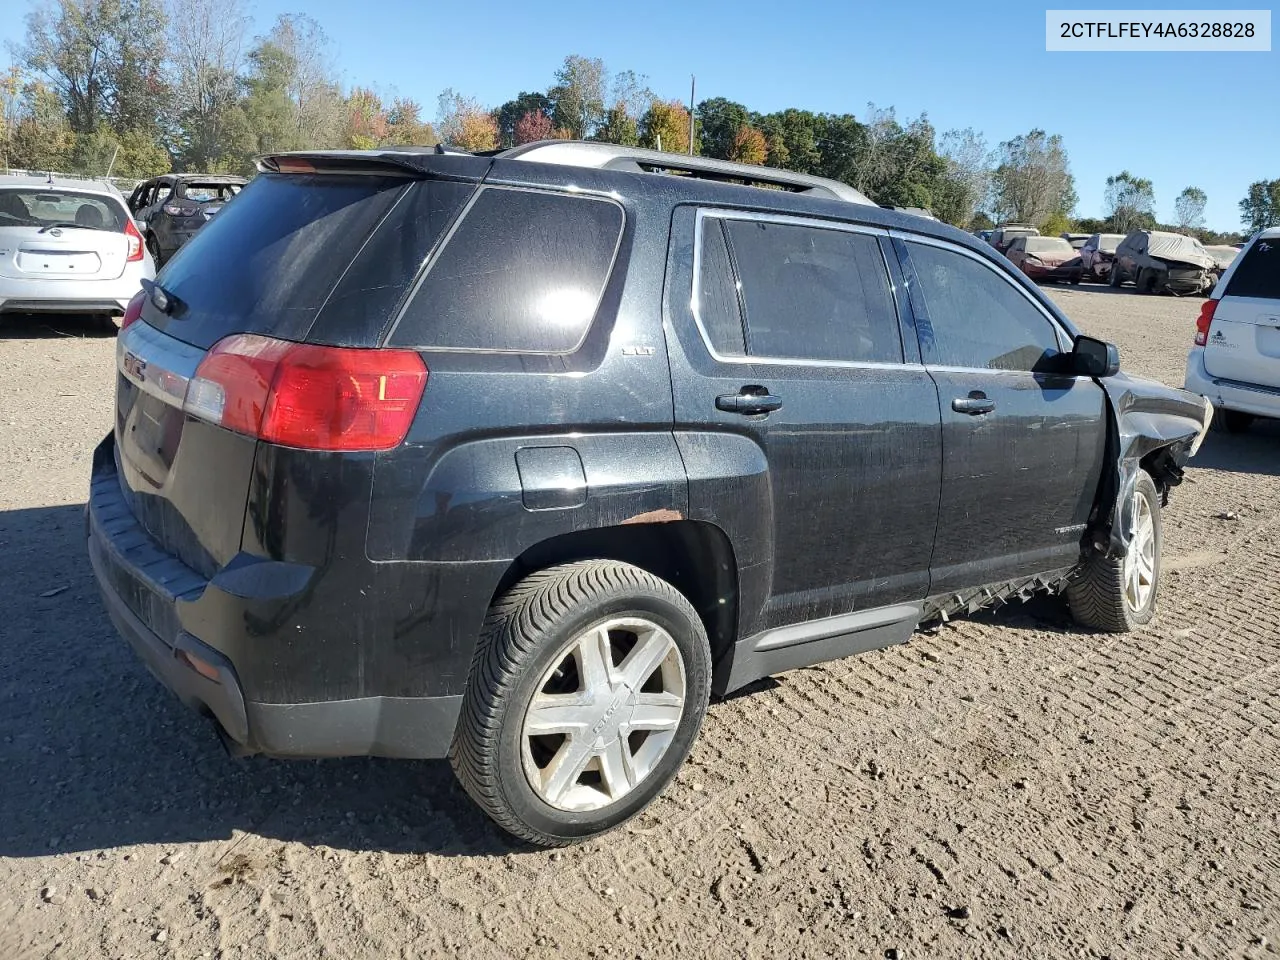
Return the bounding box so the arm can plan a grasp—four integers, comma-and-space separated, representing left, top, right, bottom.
0, 174, 155, 328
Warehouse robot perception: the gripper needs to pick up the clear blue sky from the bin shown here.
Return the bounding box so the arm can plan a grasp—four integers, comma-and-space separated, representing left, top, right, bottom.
4, 0, 1275, 231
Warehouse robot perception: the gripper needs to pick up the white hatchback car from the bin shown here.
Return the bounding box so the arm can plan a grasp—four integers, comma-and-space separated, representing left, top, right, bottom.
1184, 228, 1280, 433
0, 174, 155, 328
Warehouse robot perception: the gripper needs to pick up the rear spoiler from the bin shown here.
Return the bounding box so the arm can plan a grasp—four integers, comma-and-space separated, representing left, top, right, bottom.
257, 149, 493, 178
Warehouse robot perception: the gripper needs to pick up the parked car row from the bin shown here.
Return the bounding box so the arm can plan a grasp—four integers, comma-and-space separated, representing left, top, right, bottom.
982, 221, 1239, 297
0, 171, 246, 327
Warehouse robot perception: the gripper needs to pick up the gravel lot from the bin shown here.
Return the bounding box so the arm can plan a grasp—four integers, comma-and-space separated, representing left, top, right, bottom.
2, 286, 1278, 960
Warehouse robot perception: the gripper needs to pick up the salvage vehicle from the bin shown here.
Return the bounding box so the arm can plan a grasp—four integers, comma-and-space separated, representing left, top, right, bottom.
87, 141, 1212, 846
990, 222, 1039, 254
1006, 235, 1084, 284
0, 174, 154, 329
1061, 232, 1091, 250
1203, 244, 1239, 280
1080, 233, 1125, 282
1110, 230, 1217, 295
127, 174, 247, 265
1184, 227, 1280, 433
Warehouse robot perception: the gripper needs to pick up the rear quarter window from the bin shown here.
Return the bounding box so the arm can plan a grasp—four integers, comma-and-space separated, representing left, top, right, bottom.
1225, 239, 1280, 300
387, 186, 625, 354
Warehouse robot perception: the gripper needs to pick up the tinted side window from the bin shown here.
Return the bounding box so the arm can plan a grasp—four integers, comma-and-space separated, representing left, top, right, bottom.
721, 218, 902, 363
907, 242, 1062, 372
695, 217, 746, 356
1225, 239, 1280, 299
390, 187, 624, 354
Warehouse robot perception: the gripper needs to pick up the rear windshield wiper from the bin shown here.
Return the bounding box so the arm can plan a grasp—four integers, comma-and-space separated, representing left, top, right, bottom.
39, 221, 104, 232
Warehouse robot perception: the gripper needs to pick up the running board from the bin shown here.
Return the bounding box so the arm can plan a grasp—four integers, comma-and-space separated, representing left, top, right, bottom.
715, 604, 920, 696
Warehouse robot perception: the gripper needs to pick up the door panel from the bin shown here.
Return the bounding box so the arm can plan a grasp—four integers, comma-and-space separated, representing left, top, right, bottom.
666, 207, 943, 638
897, 236, 1108, 594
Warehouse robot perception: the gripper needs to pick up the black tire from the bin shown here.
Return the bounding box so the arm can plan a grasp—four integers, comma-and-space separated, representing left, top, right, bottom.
1109, 265, 1123, 287
1070, 272, 1082, 286
1136, 268, 1153, 293
1212, 409, 1254, 434
450, 560, 712, 846
96, 314, 119, 335
1067, 470, 1162, 632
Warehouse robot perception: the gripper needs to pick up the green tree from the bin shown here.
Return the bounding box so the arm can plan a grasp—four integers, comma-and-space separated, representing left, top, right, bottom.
384, 98, 436, 147
639, 99, 690, 154
19, 0, 169, 137
1174, 186, 1208, 231
548, 54, 606, 139
969, 211, 996, 231
990, 129, 1076, 225
696, 97, 750, 160
933, 128, 991, 228
1240, 180, 1280, 233
594, 103, 638, 146
757, 109, 822, 174
1039, 210, 1071, 236
1104, 171, 1156, 232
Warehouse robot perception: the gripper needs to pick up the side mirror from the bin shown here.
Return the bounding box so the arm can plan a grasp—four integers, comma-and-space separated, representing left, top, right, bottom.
1072, 335, 1120, 378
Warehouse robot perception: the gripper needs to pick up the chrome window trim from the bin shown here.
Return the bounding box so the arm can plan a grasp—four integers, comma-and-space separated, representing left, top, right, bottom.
385, 183, 626, 356
891, 230, 1076, 358
690, 207, 922, 371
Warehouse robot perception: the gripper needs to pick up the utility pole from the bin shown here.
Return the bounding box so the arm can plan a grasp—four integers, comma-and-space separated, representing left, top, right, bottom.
688, 75, 695, 155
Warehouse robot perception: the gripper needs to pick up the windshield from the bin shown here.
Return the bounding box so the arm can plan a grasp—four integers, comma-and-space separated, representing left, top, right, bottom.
0, 188, 127, 231
1096, 234, 1124, 253
176, 182, 242, 203
1025, 237, 1072, 254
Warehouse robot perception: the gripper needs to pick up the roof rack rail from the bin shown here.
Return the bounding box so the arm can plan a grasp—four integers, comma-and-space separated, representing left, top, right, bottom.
499, 141, 874, 206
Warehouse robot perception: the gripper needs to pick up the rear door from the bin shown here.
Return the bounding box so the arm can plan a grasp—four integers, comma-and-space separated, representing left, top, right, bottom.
1203, 237, 1280, 388
0, 186, 134, 281
896, 236, 1108, 594
667, 207, 942, 636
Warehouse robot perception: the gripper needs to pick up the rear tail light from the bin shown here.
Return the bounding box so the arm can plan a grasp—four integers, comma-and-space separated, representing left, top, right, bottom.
186, 334, 427, 451
124, 219, 144, 262
120, 290, 145, 331
1194, 298, 1218, 346
163, 203, 199, 217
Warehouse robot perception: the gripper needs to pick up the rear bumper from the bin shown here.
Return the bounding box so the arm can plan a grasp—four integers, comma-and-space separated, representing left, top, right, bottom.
0, 267, 152, 314
87, 435, 466, 759
1184, 348, 1280, 420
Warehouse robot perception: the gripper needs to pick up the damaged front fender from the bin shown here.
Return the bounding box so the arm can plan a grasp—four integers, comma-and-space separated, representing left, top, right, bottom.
1091, 372, 1213, 559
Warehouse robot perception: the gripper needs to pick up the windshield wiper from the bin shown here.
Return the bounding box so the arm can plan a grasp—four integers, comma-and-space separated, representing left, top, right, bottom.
39, 222, 102, 233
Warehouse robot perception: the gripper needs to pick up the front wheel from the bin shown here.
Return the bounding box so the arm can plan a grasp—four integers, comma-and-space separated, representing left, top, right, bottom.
1213, 409, 1255, 434
450, 560, 711, 846
1067, 470, 1162, 632
1109, 265, 1123, 287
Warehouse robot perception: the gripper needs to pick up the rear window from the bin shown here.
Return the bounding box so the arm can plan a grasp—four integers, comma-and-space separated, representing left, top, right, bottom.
1225, 238, 1280, 300
176, 182, 241, 203
0, 188, 127, 232
388, 187, 624, 354
154, 173, 422, 346
1025, 237, 1073, 254
716, 217, 903, 364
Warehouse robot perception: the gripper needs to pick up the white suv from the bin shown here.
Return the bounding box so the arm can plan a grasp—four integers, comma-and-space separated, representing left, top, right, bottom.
1184, 228, 1280, 433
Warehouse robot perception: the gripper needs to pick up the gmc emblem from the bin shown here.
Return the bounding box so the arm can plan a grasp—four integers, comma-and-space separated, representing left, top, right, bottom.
123, 352, 147, 381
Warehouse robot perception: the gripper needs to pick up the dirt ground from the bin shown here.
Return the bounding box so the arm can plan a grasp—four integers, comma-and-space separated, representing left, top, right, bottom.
1, 286, 1278, 960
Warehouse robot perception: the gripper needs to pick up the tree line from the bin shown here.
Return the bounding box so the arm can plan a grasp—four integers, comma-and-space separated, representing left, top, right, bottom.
0, 1, 1269, 240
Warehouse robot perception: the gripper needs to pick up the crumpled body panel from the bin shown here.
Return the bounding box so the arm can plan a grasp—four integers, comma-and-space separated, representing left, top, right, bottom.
1094, 371, 1212, 558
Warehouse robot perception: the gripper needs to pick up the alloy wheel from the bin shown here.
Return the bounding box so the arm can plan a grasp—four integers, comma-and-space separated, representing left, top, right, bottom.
1123, 489, 1157, 612
520, 617, 687, 812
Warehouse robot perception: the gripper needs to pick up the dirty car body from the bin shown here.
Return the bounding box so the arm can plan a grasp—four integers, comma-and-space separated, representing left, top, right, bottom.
128, 174, 247, 264
87, 142, 1211, 775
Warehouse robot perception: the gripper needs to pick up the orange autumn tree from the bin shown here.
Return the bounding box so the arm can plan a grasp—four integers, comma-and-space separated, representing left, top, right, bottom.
728, 124, 767, 165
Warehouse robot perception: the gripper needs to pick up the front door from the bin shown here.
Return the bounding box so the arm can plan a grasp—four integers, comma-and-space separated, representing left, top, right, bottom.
666, 208, 943, 638
896, 236, 1109, 596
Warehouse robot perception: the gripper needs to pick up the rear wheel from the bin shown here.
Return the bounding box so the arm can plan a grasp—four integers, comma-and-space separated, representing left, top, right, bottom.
450, 560, 711, 846
1067, 470, 1161, 632
1109, 265, 1123, 287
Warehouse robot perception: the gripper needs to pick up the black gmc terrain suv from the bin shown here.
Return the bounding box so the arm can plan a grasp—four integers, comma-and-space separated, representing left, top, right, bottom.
89, 141, 1211, 845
